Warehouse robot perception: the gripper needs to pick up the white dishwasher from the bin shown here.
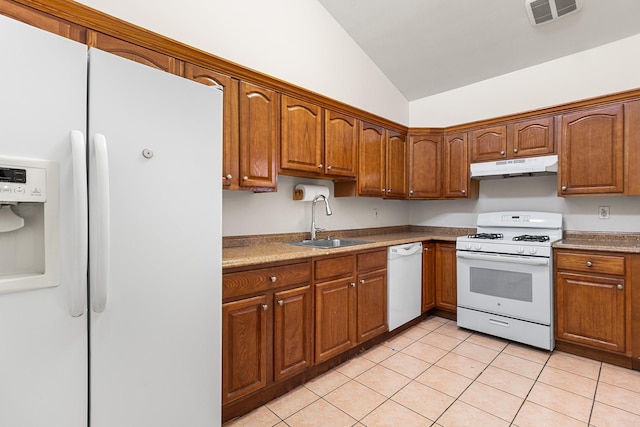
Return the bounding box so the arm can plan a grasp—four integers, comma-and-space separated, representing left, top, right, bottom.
387, 242, 423, 331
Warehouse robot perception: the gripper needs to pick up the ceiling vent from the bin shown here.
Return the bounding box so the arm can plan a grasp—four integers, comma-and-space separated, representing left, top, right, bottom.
525, 0, 583, 26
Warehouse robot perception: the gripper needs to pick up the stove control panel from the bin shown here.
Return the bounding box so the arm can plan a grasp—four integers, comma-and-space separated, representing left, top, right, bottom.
501, 214, 531, 223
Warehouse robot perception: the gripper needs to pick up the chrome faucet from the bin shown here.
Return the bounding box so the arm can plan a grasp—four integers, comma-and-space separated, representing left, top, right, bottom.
310, 194, 332, 240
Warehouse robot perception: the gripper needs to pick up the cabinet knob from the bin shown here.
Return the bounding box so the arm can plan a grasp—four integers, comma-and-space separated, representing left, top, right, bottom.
561, 185, 567, 191
261, 304, 268, 311
243, 176, 249, 181
225, 174, 232, 180
424, 247, 430, 251
327, 165, 332, 170
586, 261, 593, 267
318, 164, 323, 169
387, 189, 391, 193
500, 150, 505, 155
461, 189, 466, 195
617, 284, 623, 290
278, 300, 284, 306
381, 188, 386, 193
270, 275, 277, 282
513, 148, 518, 153
409, 190, 414, 195
359, 279, 365, 284
350, 282, 356, 287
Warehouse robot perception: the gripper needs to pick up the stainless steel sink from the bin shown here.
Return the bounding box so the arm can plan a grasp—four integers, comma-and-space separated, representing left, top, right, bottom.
287, 238, 370, 249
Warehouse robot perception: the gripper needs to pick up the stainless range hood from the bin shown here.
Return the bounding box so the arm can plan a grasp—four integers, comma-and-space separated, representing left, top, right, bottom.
470, 155, 558, 179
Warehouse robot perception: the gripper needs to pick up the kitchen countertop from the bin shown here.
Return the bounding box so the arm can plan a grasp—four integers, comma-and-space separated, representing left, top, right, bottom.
553, 231, 640, 254
222, 226, 473, 270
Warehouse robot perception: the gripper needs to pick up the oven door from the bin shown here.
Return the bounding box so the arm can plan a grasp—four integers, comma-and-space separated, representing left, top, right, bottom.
456, 251, 552, 325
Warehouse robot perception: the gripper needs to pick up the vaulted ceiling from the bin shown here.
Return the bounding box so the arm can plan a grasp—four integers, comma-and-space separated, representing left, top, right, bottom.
317, 0, 640, 101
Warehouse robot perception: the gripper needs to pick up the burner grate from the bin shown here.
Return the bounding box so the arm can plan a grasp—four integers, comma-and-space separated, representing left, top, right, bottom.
512, 234, 550, 242
467, 233, 504, 240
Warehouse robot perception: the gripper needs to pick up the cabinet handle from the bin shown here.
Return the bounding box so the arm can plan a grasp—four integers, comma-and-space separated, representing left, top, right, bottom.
270, 275, 277, 283
243, 176, 249, 181
513, 148, 518, 153
424, 247, 430, 251
409, 190, 414, 195
586, 261, 593, 267
327, 165, 332, 170
561, 185, 567, 191
461, 189, 466, 195
381, 188, 386, 193
225, 174, 232, 180
500, 150, 505, 155
387, 189, 391, 193
617, 284, 623, 290
278, 300, 284, 306
261, 304, 268, 311
359, 279, 365, 284
318, 164, 323, 169
350, 282, 356, 287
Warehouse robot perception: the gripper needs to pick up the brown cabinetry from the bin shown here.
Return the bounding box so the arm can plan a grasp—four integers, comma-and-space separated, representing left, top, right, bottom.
435, 242, 457, 313
385, 131, 408, 198
470, 117, 555, 163
443, 132, 477, 199
408, 133, 443, 199
222, 261, 311, 405
314, 249, 387, 363
280, 96, 358, 179
555, 250, 630, 355
559, 104, 624, 195
422, 242, 436, 312
358, 122, 387, 197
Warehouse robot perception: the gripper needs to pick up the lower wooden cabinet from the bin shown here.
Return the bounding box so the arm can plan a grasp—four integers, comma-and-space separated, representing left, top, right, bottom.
435, 242, 458, 313
314, 249, 387, 363
222, 261, 312, 405
422, 242, 436, 312
554, 250, 629, 355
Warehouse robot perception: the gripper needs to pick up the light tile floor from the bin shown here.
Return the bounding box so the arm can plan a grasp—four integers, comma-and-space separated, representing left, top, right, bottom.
224, 316, 640, 427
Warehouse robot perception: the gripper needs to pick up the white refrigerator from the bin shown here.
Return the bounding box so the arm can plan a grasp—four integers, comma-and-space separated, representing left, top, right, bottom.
0, 15, 222, 427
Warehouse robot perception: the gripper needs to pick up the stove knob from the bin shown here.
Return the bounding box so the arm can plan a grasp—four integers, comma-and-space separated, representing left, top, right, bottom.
529, 247, 538, 255
473, 243, 482, 251
465, 243, 472, 250
517, 246, 525, 254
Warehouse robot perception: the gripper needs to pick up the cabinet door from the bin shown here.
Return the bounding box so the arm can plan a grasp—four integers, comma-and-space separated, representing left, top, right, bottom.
273, 285, 312, 381
239, 82, 278, 189
470, 125, 507, 162
509, 116, 555, 158
222, 295, 268, 404
559, 104, 624, 195
280, 95, 323, 175
385, 131, 408, 198
314, 279, 356, 363
356, 269, 387, 342
184, 64, 240, 189
408, 134, 442, 199
86, 30, 182, 74
358, 122, 386, 197
555, 271, 626, 353
443, 132, 471, 199
435, 243, 457, 312
325, 110, 358, 178
422, 243, 436, 312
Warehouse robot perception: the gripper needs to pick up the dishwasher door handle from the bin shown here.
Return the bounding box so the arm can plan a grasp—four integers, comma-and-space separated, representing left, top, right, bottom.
390, 243, 422, 257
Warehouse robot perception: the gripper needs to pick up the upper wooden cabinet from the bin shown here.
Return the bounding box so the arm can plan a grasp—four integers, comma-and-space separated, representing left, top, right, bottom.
443, 132, 477, 199
184, 64, 240, 189
280, 96, 357, 179
239, 81, 279, 190
385, 131, 408, 199
408, 133, 443, 199
86, 30, 183, 75
470, 117, 555, 163
0, 0, 85, 42
358, 122, 387, 197
559, 104, 624, 196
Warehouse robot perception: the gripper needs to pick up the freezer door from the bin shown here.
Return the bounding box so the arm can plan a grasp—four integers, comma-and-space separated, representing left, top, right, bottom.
87, 49, 222, 427
0, 15, 88, 427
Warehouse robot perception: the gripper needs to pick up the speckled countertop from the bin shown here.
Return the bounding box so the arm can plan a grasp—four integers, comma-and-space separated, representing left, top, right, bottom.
222, 226, 473, 270
554, 231, 640, 254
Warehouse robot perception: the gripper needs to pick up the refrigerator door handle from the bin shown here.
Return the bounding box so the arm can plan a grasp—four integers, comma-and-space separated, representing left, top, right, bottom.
70, 130, 88, 317
91, 133, 110, 313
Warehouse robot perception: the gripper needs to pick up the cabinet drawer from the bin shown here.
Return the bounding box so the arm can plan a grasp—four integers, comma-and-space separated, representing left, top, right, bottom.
357, 249, 387, 272
556, 251, 625, 275
223, 262, 311, 299
315, 255, 355, 282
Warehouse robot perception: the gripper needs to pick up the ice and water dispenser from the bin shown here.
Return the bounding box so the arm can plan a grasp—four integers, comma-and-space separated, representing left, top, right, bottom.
0, 156, 59, 293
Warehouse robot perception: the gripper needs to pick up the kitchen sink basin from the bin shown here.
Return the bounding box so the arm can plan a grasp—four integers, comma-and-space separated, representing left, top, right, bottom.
287, 238, 371, 249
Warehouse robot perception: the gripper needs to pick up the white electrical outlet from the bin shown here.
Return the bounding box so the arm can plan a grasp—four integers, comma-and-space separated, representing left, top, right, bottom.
599, 206, 610, 219
373, 208, 380, 219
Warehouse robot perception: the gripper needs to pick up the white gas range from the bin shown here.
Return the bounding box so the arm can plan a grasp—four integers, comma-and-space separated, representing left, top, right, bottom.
456, 211, 563, 350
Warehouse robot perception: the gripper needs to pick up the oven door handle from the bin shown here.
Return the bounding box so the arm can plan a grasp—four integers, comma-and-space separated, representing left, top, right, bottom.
456, 251, 549, 266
